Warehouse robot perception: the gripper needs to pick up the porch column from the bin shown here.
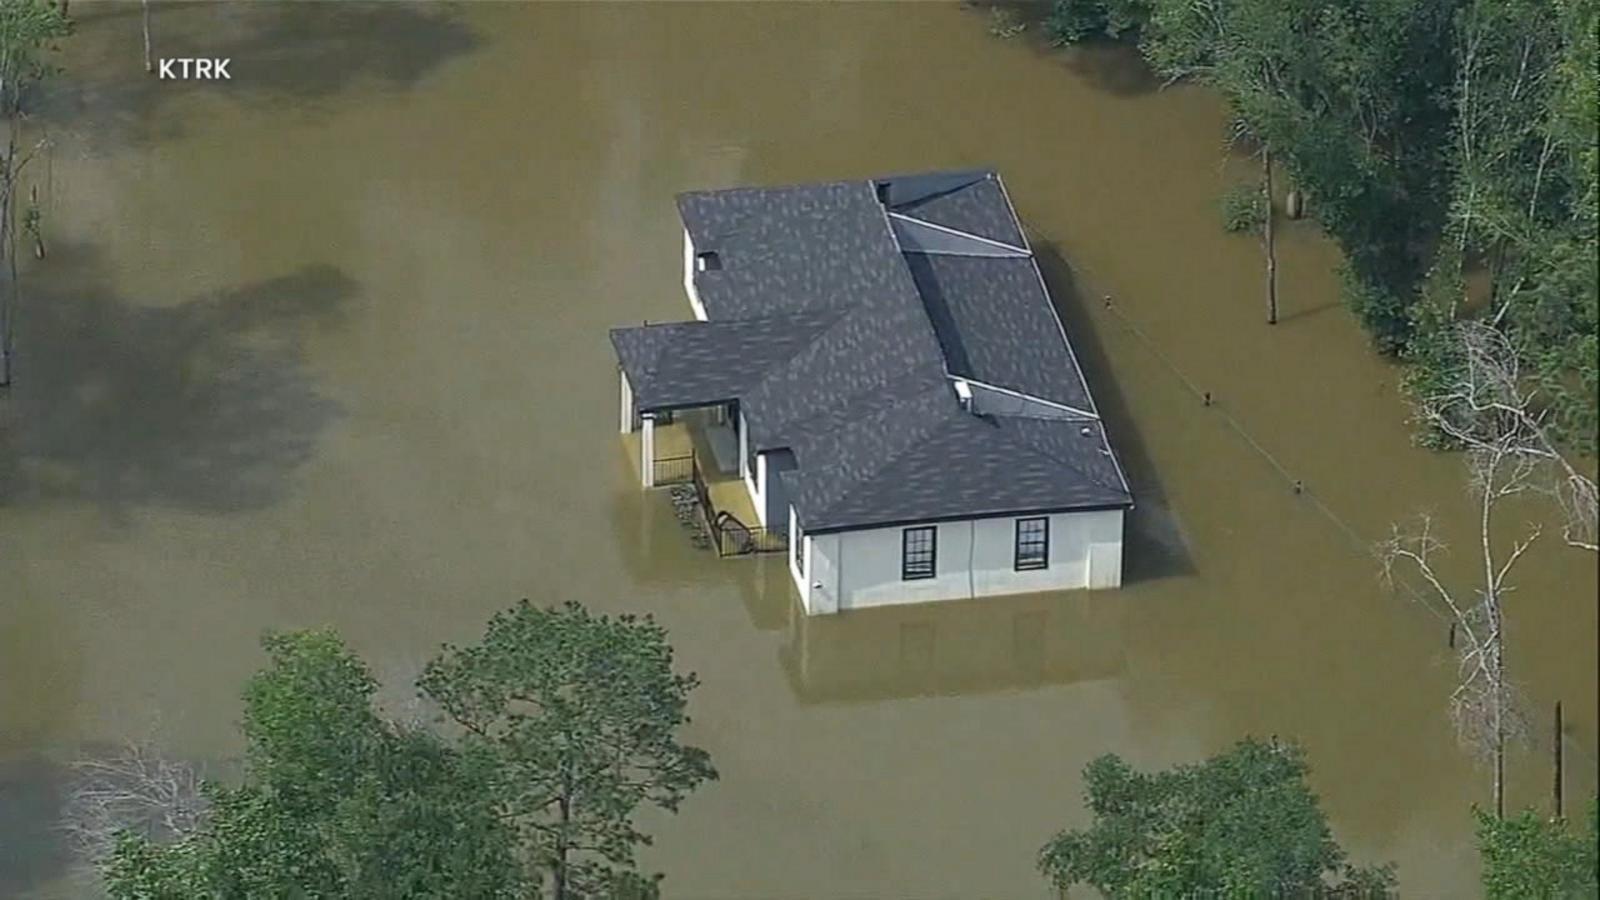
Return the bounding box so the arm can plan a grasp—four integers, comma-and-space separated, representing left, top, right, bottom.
737, 409, 749, 479
618, 368, 635, 434
640, 413, 655, 488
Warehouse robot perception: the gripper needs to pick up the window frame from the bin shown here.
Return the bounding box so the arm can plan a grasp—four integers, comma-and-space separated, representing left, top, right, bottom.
1014, 516, 1050, 571
901, 526, 937, 580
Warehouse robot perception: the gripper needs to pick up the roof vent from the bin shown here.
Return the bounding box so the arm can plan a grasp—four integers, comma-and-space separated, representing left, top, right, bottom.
953, 379, 973, 412
696, 251, 722, 272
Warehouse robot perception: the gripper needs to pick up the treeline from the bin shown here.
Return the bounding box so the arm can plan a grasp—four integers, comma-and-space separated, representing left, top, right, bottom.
1040, 739, 1600, 898
1036, 0, 1598, 452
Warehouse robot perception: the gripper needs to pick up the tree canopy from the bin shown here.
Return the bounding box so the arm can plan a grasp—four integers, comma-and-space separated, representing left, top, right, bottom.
104, 630, 526, 899
1039, 738, 1395, 897
419, 599, 717, 899
1477, 797, 1600, 899
104, 601, 715, 899
1040, 0, 1598, 453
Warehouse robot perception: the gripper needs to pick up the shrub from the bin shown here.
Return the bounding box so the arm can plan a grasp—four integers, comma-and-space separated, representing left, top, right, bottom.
1219, 181, 1267, 233
988, 6, 1026, 39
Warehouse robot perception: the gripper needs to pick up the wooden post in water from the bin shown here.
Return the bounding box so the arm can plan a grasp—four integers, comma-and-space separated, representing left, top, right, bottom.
1263, 147, 1278, 325
1554, 701, 1564, 819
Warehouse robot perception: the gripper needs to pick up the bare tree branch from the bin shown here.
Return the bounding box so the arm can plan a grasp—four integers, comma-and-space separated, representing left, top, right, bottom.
1417, 321, 1598, 552
60, 741, 207, 869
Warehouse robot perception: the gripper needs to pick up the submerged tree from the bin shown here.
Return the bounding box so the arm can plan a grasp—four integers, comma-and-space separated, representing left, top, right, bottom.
0, 0, 69, 387
420, 599, 717, 899
1378, 411, 1550, 820
103, 631, 527, 898
1382, 317, 1597, 820
1039, 738, 1395, 897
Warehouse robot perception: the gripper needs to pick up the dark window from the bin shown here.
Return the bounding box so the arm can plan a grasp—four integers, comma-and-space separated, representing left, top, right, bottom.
696, 251, 722, 272
1015, 517, 1049, 570
794, 520, 805, 573
902, 526, 936, 580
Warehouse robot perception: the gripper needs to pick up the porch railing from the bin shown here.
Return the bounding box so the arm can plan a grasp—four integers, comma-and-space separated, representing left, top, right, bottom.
712, 512, 788, 557
670, 451, 787, 558
652, 454, 694, 486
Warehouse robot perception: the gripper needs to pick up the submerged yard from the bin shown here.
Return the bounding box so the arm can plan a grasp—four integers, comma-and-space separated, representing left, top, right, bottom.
0, 3, 1594, 896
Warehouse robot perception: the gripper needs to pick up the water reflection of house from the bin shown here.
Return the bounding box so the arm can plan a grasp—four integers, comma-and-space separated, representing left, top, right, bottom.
611, 170, 1133, 615
779, 592, 1127, 703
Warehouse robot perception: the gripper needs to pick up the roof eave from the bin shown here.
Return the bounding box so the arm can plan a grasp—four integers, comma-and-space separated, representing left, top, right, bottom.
802, 498, 1134, 536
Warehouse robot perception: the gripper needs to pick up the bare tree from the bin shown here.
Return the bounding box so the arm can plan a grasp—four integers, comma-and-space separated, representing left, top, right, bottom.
1419, 321, 1598, 552
61, 741, 207, 870
1380, 425, 1545, 817
141, 0, 152, 74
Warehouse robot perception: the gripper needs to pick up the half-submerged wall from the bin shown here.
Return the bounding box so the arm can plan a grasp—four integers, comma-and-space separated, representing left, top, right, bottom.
795, 509, 1124, 615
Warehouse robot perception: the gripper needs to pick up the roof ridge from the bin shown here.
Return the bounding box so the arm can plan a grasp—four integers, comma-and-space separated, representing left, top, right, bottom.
887, 174, 991, 212
808, 415, 954, 524
630, 311, 835, 384
888, 211, 1030, 256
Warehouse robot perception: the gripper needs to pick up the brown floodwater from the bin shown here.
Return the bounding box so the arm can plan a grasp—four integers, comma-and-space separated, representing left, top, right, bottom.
1, 3, 1595, 897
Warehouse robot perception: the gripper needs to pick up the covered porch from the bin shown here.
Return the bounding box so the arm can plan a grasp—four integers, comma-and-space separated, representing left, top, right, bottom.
611, 320, 794, 556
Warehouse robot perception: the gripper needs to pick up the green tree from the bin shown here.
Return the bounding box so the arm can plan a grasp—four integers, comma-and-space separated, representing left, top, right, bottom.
1432, 0, 1599, 452
419, 599, 717, 900
1044, 0, 1150, 46
1039, 738, 1395, 897
104, 630, 527, 899
0, 0, 69, 386
1477, 796, 1600, 898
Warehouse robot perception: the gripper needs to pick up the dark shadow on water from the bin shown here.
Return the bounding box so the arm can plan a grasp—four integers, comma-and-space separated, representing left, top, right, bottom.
1274, 300, 1342, 325
0, 241, 354, 519
0, 744, 232, 896
0, 755, 71, 896
1032, 239, 1197, 583
779, 591, 1127, 704
964, 2, 1159, 96
41, 1, 482, 149
1053, 40, 1160, 96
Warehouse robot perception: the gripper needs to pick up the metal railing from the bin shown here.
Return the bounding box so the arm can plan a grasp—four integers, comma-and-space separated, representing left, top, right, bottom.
713, 512, 788, 557
652, 454, 694, 486
646, 439, 791, 557
665, 451, 788, 558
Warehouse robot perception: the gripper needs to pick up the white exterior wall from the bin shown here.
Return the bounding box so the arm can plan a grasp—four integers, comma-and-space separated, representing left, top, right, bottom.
739, 410, 768, 528
800, 509, 1124, 615
789, 506, 814, 607
683, 227, 708, 321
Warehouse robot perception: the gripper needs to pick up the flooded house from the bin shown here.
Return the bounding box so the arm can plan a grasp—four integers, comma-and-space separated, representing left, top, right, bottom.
611, 170, 1132, 615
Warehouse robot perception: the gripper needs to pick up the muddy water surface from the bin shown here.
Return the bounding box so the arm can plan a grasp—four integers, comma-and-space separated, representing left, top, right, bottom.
1, 3, 1595, 897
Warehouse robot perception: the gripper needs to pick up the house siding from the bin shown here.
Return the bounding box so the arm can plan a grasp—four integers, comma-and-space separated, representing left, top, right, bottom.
683, 227, 708, 321
763, 453, 797, 531
800, 509, 1123, 615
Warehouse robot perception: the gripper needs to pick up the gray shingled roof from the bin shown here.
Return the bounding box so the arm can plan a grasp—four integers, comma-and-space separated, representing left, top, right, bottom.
610, 169, 1132, 532
887, 173, 1027, 248
610, 311, 838, 410
904, 253, 1095, 412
